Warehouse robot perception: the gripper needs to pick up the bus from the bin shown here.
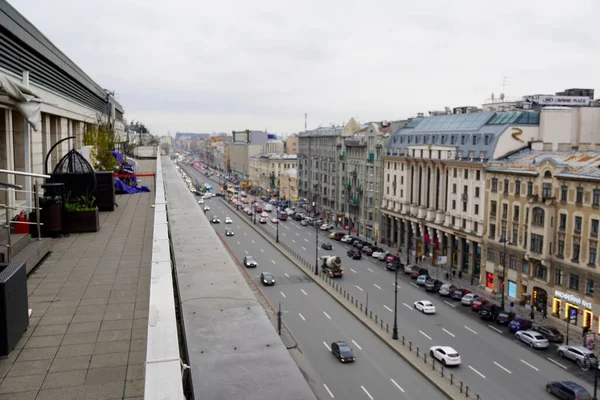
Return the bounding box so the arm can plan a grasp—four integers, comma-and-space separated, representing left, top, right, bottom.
204, 183, 213, 192
277, 210, 288, 221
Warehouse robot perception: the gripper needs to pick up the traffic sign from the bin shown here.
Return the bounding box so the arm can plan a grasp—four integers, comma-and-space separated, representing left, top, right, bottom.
437, 256, 448, 264
569, 309, 577, 323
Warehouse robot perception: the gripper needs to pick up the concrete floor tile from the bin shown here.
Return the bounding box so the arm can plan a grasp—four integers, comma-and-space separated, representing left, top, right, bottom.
102, 310, 134, 321
61, 332, 98, 346
83, 366, 126, 385
49, 356, 91, 373
75, 305, 106, 315
96, 330, 131, 343
43, 307, 76, 317
15, 347, 58, 362
38, 315, 72, 326
124, 380, 143, 398
31, 325, 68, 337
0, 374, 45, 394
128, 339, 146, 353
89, 352, 128, 369
100, 320, 132, 331
125, 365, 144, 381
70, 314, 104, 324
41, 370, 86, 389
35, 386, 81, 400
78, 298, 108, 306
130, 329, 146, 340
132, 319, 147, 330
76, 382, 124, 400
66, 322, 101, 334
0, 391, 38, 399
23, 335, 63, 349
7, 359, 52, 377
93, 341, 130, 355
55, 343, 95, 359
127, 351, 145, 366
0, 363, 10, 380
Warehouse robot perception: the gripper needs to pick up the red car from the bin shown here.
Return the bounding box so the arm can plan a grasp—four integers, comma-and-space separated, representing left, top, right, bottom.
255, 206, 263, 213
471, 299, 489, 311
385, 255, 399, 264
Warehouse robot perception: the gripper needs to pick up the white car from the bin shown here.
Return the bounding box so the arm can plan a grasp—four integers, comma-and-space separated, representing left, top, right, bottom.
271, 218, 279, 224
341, 235, 353, 243
460, 293, 480, 306
264, 204, 273, 212
261, 212, 269, 218
198, 199, 205, 204
372, 251, 387, 258
515, 331, 549, 349
413, 300, 436, 314
319, 223, 334, 231
203, 206, 210, 212
225, 217, 233, 224
429, 346, 461, 366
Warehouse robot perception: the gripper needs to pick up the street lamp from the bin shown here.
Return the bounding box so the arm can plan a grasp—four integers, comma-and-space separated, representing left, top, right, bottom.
392, 262, 399, 340
276, 218, 280, 243
313, 202, 319, 275
499, 232, 509, 311
405, 225, 412, 266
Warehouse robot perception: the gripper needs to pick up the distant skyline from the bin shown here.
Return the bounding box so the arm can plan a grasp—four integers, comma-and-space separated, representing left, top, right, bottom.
13, 0, 600, 135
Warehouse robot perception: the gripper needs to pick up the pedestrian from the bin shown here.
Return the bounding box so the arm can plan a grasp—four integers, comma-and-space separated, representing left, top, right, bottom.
530, 308, 534, 321
445, 271, 449, 280
542, 307, 547, 319
458, 270, 463, 279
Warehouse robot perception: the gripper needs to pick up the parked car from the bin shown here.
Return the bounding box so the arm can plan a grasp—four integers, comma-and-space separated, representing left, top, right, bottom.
478, 303, 501, 320
515, 330, 549, 349
361, 246, 374, 255
546, 381, 591, 400
470, 299, 489, 311
372, 250, 387, 259
557, 345, 598, 368
319, 223, 334, 231
451, 288, 471, 301
460, 293, 480, 306
386, 255, 399, 264
403, 264, 415, 274
410, 267, 428, 279
330, 232, 346, 241
347, 249, 362, 259
321, 242, 333, 250
341, 235, 355, 243
416, 275, 430, 286
496, 311, 515, 325
377, 252, 389, 261
425, 279, 443, 292
414, 300, 436, 314
385, 262, 401, 271
271, 218, 279, 224
537, 325, 565, 343
331, 341, 355, 363
508, 318, 533, 332
300, 220, 308, 226
438, 283, 457, 297
429, 346, 461, 366
260, 272, 275, 286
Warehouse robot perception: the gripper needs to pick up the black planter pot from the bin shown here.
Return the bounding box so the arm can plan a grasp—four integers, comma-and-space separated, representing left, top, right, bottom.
63, 209, 100, 233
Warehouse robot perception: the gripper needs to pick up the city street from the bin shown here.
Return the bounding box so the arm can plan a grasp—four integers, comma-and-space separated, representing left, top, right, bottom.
190, 165, 596, 400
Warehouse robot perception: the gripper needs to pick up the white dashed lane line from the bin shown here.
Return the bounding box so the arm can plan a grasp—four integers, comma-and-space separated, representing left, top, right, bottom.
488, 325, 503, 334
304, 238, 309, 242
442, 328, 455, 337
298, 313, 306, 321
547, 358, 567, 369
237, 241, 241, 245
390, 379, 405, 393
260, 249, 264, 253
419, 330, 432, 340
355, 285, 364, 292
280, 291, 286, 298
361, 386, 373, 400
469, 365, 486, 378
323, 312, 332, 320
367, 268, 374, 272
271, 260, 276, 264
301, 289, 307, 295
384, 305, 393, 312
520, 359, 539, 371
251, 240, 255, 243
323, 341, 331, 351
292, 239, 296, 243
350, 268, 357, 273
374, 284, 382, 290
323, 384, 334, 398
284, 273, 289, 278
464, 326, 478, 335
444, 301, 456, 308
302, 247, 307, 251
494, 361, 512, 374
244, 250, 248, 254
352, 340, 362, 350
403, 303, 412, 310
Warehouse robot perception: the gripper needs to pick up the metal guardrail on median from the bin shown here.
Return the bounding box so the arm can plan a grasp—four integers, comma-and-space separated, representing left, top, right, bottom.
222, 197, 482, 400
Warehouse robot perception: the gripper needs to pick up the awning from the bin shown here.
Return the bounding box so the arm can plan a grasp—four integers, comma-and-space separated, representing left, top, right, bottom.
0, 76, 42, 131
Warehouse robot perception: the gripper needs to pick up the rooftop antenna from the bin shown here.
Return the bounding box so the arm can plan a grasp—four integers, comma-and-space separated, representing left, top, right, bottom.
304, 113, 307, 132
500, 76, 508, 100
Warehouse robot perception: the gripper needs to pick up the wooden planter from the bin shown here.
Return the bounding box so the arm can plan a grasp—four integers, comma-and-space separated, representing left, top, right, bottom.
63, 209, 100, 233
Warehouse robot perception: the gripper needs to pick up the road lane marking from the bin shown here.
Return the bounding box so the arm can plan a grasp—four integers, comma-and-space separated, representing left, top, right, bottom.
355, 285, 364, 292
384, 305, 393, 312
308, 232, 312, 235
464, 326, 478, 335
488, 325, 503, 334
323, 342, 331, 351
237, 241, 241, 245
298, 313, 306, 321
285, 273, 289, 278
390, 379, 405, 393
493, 361, 512, 374
468, 365, 486, 378
237, 225, 240, 229
304, 238, 309, 242
296, 233, 300, 236
323, 312, 332, 320
442, 328, 455, 337
410, 282, 419, 288
374, 284, 382, 290
444, 301, 456, 308
361, 386, 373, 400
352, 340, 362, 350
302, 247, 307, 251
403, 302, 412, 310
284, 225, 290, 230
301, 289, 307, 295
271, 260, 276, 264
280, 291, 286, 298
367, 268, 374, 272
292, 239, 296, 243
419, 330, 432, 340
350, 268, 357, 273
245, 250, 248, 254
520, 359, 539, 371
244, 232, 247, 235
252, 240, 255, 243
283, 233, 287, 236
260, 249, 264, 253
547, 358, 568, 370
323, 384, 334, 398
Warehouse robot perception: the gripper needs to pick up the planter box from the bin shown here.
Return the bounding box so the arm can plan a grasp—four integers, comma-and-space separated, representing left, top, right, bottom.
63, 209, 100, 233
0, 262, 28, 357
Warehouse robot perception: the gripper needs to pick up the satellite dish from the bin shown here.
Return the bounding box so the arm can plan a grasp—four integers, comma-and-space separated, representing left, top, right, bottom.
499, 93, 505, 101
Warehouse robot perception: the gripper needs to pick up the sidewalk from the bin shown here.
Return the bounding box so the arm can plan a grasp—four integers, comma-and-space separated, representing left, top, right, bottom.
0, 160, 155, 400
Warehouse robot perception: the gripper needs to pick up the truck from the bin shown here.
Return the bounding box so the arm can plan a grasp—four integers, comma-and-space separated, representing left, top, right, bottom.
320, 256, 344, 278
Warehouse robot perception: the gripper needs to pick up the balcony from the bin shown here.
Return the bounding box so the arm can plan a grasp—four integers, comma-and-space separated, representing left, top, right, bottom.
345, 136, 367, 147
395, 203, 402, 213
435, 210, 445, 224
417, 206, 427, 220
410, 204, 419, 216
400, 203, 408, 215
426, 208, 436, 222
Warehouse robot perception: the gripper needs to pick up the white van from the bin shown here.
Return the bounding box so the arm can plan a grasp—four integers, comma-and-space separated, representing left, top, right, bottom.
264, 204, 273, 212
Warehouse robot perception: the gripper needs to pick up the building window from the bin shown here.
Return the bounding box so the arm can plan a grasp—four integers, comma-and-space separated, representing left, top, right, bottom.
569, 274, 580, 291
487, 250, 495, 262
503, 179, 509, 194
489, 224, 496, 238
515, 180, 521, 196
491, 178, 498, 192
590, 247, 598, 266
475, 187, 480, 198
473, 222, 478, 233
502, 204, 508, 219
592, 219, 599, 237
464, 169, 468, 179
576, 187, 584, 204
594, 189, 600, 207
484, 135, 490, 145
452, 183, 457, 194
555, 269, 563, 285
532, 208, 545, 226
453, 168, 457, 178
586, 279, 595, 296
474, 204, 479, 215
509, 256, 517, 270
557, 240, 565, 257
463, 202, 467, 212
490, 201, 497, 216
573, 243, 581, 262
476, 170, 481, 181
575, 216, 583, 233
535, 265, 547, 280
451, 200, 456, 210
530, 234, 544, 253
512, 227, 518, 244
527, 182, 533, 196
559, 214, 567, 231
522, 261, 530, 275
542, 183, 552, 199
561, 185, 568, 202
513, 205, 520, 221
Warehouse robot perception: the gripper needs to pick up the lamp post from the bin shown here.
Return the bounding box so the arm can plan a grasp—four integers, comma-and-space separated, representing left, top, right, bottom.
392, 262, 399, 340
593, 365, 599, 400
313, 201, 319, 275
406, 224, 412, 266
276, 218, 280, 243
499, 232, 509, 311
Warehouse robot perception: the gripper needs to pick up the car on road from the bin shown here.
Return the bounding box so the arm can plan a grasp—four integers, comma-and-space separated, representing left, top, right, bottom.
260, 212, 269, 218
255, 206, 263, 213
470, 299, 489, 311
496, 311, 515, 325
429, 346, 461, 366
410, 267, 428, 279
377, 252, 389, 261
361, 246, 374, 255
329, 232, 346, 241
198, 199, 205, 204
243, 256, 257, 268
515, 330, 549, 349
372, 250, 387, 259
438, 283, 457, 296
271, 218, 279, 224
508, 317, 532, 332
416, 275, 430, 286
203, 206, 210, 212
321, 242, 333, 250
557, 345, 598, 368
331, 341, 355, 363
300, 220, 308, 226
414, 300, 436, 314
425, 279, 443, 292
319, 223, 334, 231
386, 255, 399, 264
259, 217, 268, 224
460, 293, 480, 306
246, 209, 254, 216
341, 235, 355, 243
225, 217, 232, 224
211, 216, 221, 224
264, 204, 273, 212
260, 272, 275, 286
385, 262, 401, 271
403, 264, 414, 274
451, 288, 471, 301
546, 381, 591, 400
225, 229, 234, 236
537, 325, 565, 343
347, 249, 362, 259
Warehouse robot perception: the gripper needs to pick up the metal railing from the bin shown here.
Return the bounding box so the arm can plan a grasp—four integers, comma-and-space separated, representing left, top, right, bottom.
0, 169, 50, 262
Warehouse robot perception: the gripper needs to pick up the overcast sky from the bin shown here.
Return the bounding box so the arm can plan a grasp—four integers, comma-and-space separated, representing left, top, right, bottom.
12, 0, 600, 136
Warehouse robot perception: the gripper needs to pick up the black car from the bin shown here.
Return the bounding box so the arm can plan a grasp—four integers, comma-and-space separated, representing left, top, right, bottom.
479, 304, 501, 320
425, 279, 443, 292
451, 289, 469, 300
386, 262, 403, 272
321, 242, 333, 250
293, 214, 303, 221
211, 216, 220, 224
537, 325, 565, 343
243, 256, 257, 268
260, 272, 275, 286
496, 311, 515, 325
353, 239, 366, 248
347, 249, 362, 259
331, 341, 355, 363
225, 229, 234, 236
546, 381, 591, 400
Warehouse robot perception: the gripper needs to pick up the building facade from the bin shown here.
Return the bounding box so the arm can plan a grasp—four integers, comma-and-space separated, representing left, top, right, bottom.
279, 168, 298, 202
484, 149, 600, 332
229, 130, 270, 178
249, 153, 298, 193
285, 135, 298, 155
262, 139, 284, 154
382, 110, 542, 278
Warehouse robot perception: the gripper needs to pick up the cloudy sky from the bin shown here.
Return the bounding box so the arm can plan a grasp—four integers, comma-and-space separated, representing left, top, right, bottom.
12, 0, 600, 136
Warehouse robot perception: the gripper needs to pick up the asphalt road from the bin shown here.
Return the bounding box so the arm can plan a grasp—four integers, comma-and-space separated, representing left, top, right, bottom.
182, 167, 447, 400
190, 166, 596, 400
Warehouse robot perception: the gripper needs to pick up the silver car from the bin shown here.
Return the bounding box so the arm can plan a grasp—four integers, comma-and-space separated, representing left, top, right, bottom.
515, 330, 549, 349
557, 345, 598, 368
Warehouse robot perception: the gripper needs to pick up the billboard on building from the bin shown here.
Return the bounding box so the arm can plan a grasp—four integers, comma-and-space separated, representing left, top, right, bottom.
526, 95, 591, 106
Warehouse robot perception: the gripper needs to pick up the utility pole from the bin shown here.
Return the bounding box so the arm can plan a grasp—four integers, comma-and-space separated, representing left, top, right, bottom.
392, 265, 399, 340
314, 202, 319, 275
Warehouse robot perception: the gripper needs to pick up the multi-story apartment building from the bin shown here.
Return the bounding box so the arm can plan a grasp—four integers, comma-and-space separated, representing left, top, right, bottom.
249, 153, 298, 193
285, 135, 298, 155
228, 130, 271, 179
279, 168, 298, 203
382, 110, 542, 278
484, 149, 600, 332
262, 139, 284, 154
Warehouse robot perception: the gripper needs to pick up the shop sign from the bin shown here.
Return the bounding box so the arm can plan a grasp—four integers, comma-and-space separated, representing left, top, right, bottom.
554, 290, 592, 309
508, 281, 517, 299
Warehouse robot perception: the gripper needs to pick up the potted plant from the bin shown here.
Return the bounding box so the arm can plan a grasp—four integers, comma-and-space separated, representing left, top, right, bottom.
63, 194, 99, 233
